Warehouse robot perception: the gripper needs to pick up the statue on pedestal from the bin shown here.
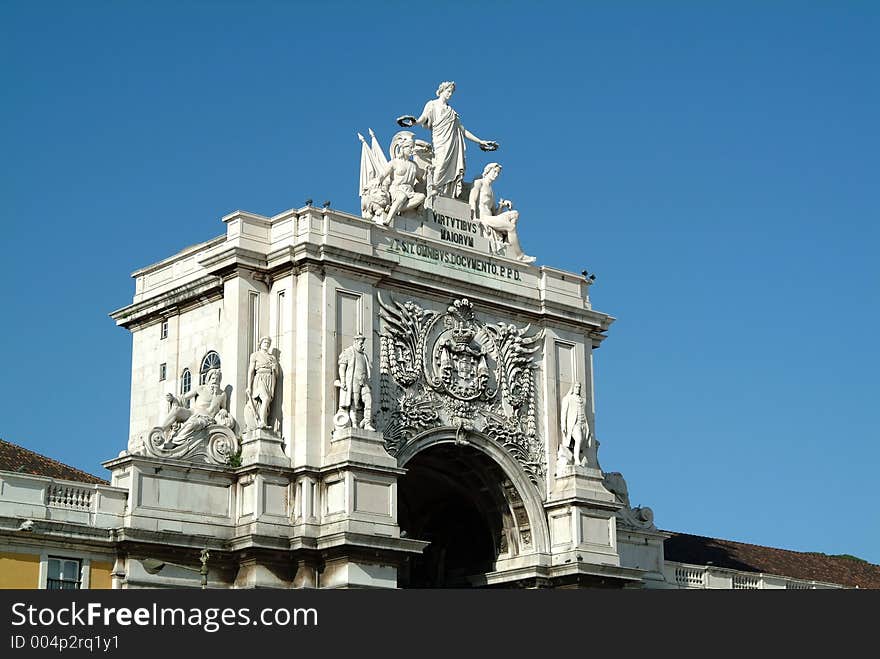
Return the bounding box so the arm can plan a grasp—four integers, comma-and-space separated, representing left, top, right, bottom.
334, 334, 375, 431
245, 336, 278, 431
469, 163, 536, 264
556, 383, 591, 476
397, 81, 497, 201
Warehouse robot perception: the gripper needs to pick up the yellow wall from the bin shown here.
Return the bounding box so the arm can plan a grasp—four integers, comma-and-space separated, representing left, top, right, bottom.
0, 552, 40, 589
89, 561, 113, 589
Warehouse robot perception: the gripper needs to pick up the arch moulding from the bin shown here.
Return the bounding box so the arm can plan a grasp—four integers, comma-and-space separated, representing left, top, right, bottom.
396, 427, 551, 555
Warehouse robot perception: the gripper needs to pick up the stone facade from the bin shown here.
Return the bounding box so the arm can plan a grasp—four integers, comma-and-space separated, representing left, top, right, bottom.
97, 196, 663, 588
1, 84, 873, 591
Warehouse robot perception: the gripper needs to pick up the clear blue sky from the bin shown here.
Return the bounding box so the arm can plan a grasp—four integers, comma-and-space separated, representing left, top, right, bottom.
2, 2, 877, 564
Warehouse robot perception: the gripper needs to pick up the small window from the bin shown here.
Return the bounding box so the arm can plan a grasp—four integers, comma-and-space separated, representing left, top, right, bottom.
160, 320, 169, 340
199, 351, 221, 384
159, 363, 167, 381
47, 558, 81, 590
181, 368, 192, 394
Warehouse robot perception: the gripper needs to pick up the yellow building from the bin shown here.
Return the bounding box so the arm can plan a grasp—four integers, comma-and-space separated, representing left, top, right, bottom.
0, 438, 116, 590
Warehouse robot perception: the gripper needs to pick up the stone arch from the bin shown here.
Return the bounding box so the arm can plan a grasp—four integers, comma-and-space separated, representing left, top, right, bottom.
396, 427, 550, 577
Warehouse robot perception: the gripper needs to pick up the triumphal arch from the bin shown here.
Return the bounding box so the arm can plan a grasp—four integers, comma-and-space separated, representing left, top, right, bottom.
106, 82, 665, 588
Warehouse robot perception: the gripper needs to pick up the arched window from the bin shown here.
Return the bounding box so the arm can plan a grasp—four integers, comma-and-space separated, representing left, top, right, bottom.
180, 368, 192, 394
199, 351, 221, 384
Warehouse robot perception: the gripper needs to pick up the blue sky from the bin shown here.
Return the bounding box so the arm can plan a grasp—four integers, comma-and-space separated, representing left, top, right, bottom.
2, 2, 877, 564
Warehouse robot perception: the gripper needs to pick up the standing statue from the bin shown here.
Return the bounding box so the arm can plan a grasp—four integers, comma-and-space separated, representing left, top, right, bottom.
558, 383, 591, 471
160, 368, 234, 447
245, 336, 278, 431
397, 81, 498, 200
334, 334, 375, 431
373, 131, 426, 227
469, 163, 536, 264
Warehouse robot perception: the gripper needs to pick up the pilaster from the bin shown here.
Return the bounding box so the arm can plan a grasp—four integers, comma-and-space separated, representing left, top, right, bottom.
292, 263, 325, 467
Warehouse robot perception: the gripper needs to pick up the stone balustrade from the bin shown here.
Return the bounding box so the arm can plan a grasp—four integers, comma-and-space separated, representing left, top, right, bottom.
0, 472, 126, 528
667, 561, 843, 590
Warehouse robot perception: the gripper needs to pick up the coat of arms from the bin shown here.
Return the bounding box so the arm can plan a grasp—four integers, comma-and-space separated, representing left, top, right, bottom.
378, 295, 545, 485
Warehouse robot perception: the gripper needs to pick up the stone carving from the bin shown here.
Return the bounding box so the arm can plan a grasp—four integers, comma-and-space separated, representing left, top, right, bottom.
379, 295, 544, 485
334, 334, 375, 432
556, 383, 591, 476
373, 131, 427, 227
397, 81, 498, 201
142, 367, 239, 465
360, 177, 391, 222
245, 336, 278, 431
603, 472, 656, 531
469, 163, 536, 264
358, 130, 391, 221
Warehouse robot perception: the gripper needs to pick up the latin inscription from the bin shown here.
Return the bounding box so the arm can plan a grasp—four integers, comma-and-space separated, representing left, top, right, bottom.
387, 238, 522, 281
432, 213, 478, 248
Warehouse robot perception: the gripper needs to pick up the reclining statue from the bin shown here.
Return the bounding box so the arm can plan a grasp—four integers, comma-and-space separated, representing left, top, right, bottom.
469, 162, 536, 264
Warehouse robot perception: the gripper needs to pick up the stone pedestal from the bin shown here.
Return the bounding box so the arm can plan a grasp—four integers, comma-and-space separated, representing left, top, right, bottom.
546, 468, 622, 568
329, 426, 395, 467
240, 428, 289, 468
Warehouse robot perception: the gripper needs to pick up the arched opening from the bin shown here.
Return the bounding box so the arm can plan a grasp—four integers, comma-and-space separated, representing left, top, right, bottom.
199, 350, 221, 384
397, 441, 534, 588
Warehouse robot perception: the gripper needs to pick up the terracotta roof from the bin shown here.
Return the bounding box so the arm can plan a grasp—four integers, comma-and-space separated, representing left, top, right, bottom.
663, 530, 880, 589
0, 438, 108, 485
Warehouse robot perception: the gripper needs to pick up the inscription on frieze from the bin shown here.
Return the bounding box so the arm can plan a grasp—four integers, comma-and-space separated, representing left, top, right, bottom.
385, 237, 524, 282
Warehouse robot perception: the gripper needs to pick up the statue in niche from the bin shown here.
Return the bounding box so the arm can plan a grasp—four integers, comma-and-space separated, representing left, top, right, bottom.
373, 131, 426, 227
397, 81, 498, 201
334, 334, 375, 431
245, 336, 278, 431
469, 163, 536, 264
160, 368, 234, 447
557, 383, 591, 474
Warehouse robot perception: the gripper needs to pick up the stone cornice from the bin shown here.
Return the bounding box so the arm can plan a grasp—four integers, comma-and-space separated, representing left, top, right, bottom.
199, 245, 268, 274
130, 235, 226, 279
108, 275, 224, 329
0, 517, 116, 546
113, 208, 615, 339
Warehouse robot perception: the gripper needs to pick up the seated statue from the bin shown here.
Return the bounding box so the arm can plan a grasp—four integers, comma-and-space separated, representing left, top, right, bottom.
160, 368, 232, 447
373, 131, 426, 227
468, 163, 536, 264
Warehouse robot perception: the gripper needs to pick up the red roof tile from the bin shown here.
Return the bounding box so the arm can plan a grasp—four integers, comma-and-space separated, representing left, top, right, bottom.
0, 438, 107, 485
663, 530, 880, 589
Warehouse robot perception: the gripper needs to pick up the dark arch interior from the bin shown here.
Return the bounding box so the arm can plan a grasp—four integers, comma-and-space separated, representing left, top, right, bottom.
398, 443, 513, 588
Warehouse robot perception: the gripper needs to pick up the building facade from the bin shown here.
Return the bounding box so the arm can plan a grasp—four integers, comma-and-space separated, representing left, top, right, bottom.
1, 91, 877, 590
